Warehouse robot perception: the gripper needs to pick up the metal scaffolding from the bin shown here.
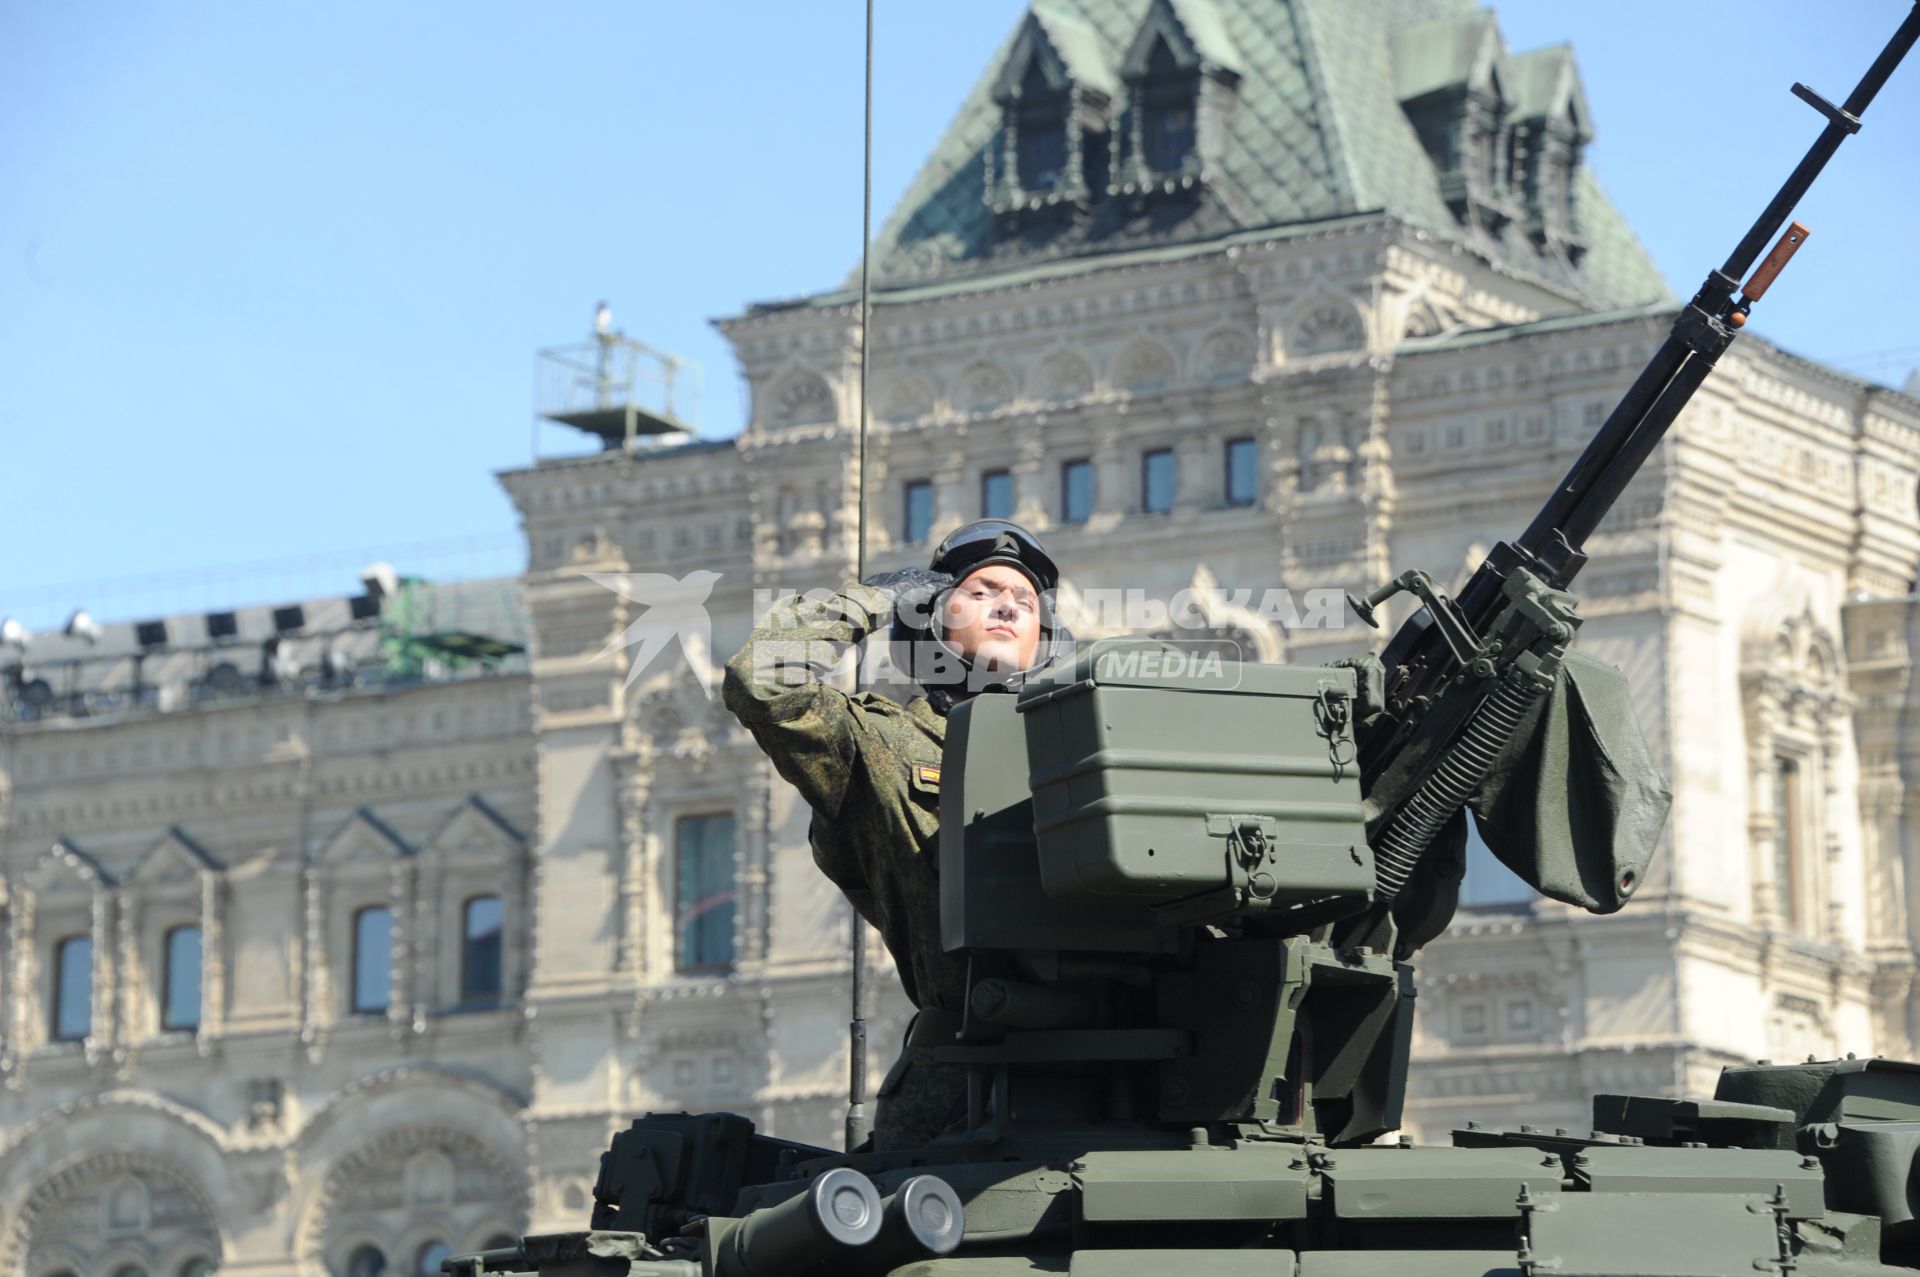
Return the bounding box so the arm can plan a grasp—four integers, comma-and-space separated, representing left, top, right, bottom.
534, 304, 701, 454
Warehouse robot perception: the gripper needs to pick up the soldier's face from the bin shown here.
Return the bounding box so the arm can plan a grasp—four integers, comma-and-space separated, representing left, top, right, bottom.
942, 564, 1041, 673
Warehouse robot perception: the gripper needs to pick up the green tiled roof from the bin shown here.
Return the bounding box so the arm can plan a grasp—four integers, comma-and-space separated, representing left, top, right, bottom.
1033, 4, 1120, 98
852, 0, 1670, 309
1164, 0, 1243, 76
1510, 44, 1587, 126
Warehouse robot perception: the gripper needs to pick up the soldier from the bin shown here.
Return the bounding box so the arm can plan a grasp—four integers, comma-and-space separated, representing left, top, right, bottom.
721, 519, 1071, 1150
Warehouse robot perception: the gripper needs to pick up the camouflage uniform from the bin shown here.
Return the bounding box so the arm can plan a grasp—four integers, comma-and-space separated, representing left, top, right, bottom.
721, 581, 968, 1150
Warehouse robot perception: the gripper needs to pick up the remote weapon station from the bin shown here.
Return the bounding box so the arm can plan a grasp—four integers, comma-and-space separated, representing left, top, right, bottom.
457, 8, 1920, 1275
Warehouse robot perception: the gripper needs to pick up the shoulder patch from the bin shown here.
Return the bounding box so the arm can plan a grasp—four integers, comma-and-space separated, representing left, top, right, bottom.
915, 764, 941, 787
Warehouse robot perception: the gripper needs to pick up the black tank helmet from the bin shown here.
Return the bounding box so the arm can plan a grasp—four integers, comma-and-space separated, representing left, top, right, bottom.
890, 519, 1073, 712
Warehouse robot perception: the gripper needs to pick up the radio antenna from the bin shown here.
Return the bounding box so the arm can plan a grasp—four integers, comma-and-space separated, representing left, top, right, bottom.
846, 0, 876, 1155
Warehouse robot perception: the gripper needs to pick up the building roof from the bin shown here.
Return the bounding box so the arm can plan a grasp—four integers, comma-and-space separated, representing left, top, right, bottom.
2, 575, 529, 728
839, 0, 1668, 309
1031, 4, 1120, 98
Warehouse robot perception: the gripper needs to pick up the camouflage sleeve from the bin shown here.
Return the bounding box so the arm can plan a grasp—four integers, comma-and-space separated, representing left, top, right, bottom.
721, 580, 895, 819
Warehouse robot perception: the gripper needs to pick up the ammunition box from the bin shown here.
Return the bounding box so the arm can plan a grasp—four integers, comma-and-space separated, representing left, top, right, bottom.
1015, 640, 1371, 920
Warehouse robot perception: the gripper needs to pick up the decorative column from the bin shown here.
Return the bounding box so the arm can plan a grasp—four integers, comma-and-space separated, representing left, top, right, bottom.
5, 880, 34, 1073
1173, 412, 1210, 512
409, 853, 435, 1034
301, 866, 331, 1060
88, 885, 113, 1066
611, 744, 654, 980
114, 885, 137, 1067
1820, 699, 1849, 945
1357, 373, 1398, 590
739, 762, 775, 967
1012, 435, 1048, 526
198, 869, 225, 1045
838, 432, 891, 561
931, 460, 967, 543
1093, 429, 1127, 520
1744, 678, 1784, 929
390, 859, 415, 1034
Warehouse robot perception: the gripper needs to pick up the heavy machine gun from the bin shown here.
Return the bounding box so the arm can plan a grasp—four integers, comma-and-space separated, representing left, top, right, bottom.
1342, 0, 1920, 958
452, 7, 1920, 1276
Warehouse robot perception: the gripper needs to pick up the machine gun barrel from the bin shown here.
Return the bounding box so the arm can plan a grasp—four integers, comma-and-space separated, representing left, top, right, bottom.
1517, 1, 1920, 581
1354, 6, 1920, 895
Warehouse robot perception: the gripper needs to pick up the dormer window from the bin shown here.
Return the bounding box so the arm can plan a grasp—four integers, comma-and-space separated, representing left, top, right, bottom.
1508, 45, 1594, 264
1015, 62, 1069, 192
1140, 40, 1197, 173
986, 10, 1114, 216
1114, 0, 1241, 198
1393, 12, 1523, 236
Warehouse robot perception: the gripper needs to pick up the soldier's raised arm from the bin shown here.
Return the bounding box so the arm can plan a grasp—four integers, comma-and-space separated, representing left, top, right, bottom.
721, 571, 947, 819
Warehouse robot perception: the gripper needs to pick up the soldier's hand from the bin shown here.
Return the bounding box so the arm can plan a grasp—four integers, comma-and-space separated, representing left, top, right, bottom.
861, 568, 954, 628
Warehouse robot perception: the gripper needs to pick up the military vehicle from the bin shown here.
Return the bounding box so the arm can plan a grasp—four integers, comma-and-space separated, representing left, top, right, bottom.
449, 7, 1920, 1275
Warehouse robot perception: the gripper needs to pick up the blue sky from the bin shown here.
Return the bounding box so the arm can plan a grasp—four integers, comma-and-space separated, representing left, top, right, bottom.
2, 1, 1916, 630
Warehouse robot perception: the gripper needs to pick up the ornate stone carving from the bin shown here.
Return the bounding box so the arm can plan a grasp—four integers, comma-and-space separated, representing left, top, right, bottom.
1196, 328, 1256, 382
7, 1150, 222, 1277
956, 362, 1014, 413
767, 371, 838, 429
1036, 349, 1095, 401
1114, 339, 1177, 393
873, 371, 935, 422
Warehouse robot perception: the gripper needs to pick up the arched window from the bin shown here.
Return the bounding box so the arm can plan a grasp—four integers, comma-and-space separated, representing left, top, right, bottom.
351, 906, 392, 1014
52, 934, 92, 1041
1140, 39, 1198, 173
162, 924, 202, 1031
675, 813, 737, 974
179, 1261, 217, 1277
106, 1176, 150, 1230
1015, 60, 1068, 192
415, 1242, 452, 1276
462, 895, 504, 1005
112, 1267, 150, 1277
346, 1245, 387, 1277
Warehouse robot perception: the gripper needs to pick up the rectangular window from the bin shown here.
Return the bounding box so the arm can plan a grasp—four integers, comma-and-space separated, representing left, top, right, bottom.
1016, 68, 1067, 190
352, 906, 392, 1014
462, 896, 505, 1004
1774, 756, 1803, 927
1225, 437, 1258, 507
903, 479, 934, 544
1146, 101, 1196, 172
1142, 448, 1176, 514
53, 935, 92, 1041
162, 924, 202, 1031
1061, 458, 1093, 524
981, 469, 1014, 520
676, 813, 738, 974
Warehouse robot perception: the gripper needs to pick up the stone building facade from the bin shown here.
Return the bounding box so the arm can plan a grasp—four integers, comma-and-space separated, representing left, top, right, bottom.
3, 0, 1919, 1272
